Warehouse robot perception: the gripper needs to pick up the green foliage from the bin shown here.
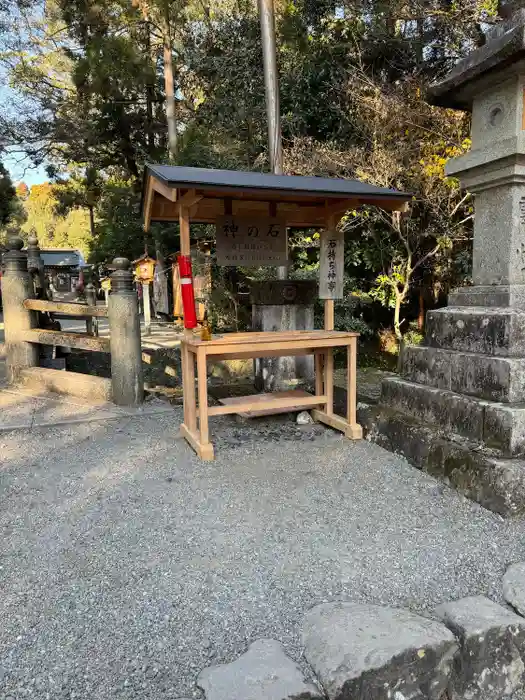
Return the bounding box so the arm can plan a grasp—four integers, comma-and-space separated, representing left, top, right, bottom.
0, 162, 17, 228
1, 0, 504, 346
15, 182, 92, 254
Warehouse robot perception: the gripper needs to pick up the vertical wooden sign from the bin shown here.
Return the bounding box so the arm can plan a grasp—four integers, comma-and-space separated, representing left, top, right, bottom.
319, 226, 344, 299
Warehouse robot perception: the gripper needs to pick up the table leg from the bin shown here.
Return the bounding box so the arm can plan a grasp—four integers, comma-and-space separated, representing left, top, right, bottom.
181, 343, 190, 428
346, 338, 363, 439
315, 352, 324, 402
182, 345, 197, 433
325, 348, 334, 416
197, 347, 214, 459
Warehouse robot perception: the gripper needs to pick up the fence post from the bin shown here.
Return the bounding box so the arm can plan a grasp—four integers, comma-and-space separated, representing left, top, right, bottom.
2, 236, 39, 383
27, 231, 46, 297
85, 282, 98, 336
108, 257, 144, 406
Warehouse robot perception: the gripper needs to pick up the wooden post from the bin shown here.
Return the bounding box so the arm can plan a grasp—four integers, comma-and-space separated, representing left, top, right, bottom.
347, 337, 363, 439
142, 281, 151, 336
323, 215, 337, 415
197, 346, 212, 456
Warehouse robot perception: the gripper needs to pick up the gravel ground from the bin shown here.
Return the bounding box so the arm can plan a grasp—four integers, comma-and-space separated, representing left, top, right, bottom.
1, 409, 525, 699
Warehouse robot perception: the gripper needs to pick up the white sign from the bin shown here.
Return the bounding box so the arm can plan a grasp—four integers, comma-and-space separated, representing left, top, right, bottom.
216, 216, 288, 266
319, 227, 344, 299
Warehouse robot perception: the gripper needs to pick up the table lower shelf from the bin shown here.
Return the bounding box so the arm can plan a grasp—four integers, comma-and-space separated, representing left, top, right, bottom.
217, 390, 321, 418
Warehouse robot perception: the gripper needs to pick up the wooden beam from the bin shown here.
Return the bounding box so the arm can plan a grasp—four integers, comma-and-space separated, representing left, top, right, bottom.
177, 188, 203, 210
24, 299, 108, 318
179, 206, 191, 256
324, 199, 359, 219
152, 177, 177, 202
180, 422, 214, 461
143, 174, 155, 232
20, 329, 110, 353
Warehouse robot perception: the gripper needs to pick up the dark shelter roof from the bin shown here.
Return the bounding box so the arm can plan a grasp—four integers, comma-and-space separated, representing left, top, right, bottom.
142, 164, 412, 229
146, 164, 410, 201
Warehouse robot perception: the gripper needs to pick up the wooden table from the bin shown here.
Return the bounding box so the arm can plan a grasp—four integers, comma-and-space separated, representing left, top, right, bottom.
180, 330, 362, 460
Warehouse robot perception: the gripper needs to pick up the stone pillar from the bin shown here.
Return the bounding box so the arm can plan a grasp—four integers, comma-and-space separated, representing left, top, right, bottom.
108, 257, 144, 406
2, 236, 39, 383
360, 7, 525, 517
251, 280, 316, 391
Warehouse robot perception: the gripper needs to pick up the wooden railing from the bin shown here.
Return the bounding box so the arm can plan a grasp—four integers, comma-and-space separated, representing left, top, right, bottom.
23, 299, 108, 318
19, 329, 110, 352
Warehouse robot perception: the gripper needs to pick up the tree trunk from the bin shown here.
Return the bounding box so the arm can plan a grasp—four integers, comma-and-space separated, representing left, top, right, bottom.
162, 16, 178, 161
88, 205, 96, 238
418, 288, 425, 330
393, 294, 403, 341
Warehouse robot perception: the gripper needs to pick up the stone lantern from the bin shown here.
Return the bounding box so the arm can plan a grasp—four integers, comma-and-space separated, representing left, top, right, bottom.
361, 6, 525, 516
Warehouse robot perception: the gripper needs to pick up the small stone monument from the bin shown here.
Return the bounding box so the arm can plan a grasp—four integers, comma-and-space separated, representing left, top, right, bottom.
361, 5, 525, 516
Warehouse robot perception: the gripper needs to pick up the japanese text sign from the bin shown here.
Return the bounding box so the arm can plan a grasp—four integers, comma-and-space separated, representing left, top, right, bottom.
319, 227, 344, 299
215, 216, 288, 267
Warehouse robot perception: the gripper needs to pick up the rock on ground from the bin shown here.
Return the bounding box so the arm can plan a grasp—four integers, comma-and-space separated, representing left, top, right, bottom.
301, 602, 457, 700
437, 595, 525, 699
504, 563, 525, 618
197, 638, 322, 700
296, 411, 313, 425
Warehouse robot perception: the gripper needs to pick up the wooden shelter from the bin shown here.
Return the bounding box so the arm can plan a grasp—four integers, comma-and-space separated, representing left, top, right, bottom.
142, 164, 411, 460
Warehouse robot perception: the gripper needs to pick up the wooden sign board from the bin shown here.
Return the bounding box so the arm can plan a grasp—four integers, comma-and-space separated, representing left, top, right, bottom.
216, 216, 288, 266
319, 227, 344, 299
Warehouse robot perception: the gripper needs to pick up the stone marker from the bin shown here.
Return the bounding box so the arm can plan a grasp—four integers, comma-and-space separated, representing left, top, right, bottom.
301, 602, 457, 700
197, 638, 322, 700
436, 595, 525, 699
503, 562, 525, 617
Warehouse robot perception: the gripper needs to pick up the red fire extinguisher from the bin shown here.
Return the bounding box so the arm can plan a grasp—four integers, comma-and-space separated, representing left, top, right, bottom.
177, 254, 198, 329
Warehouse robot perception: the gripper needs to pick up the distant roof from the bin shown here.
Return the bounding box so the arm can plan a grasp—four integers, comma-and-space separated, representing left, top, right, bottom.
39, 250, 85, 267
142, 164, 411, 229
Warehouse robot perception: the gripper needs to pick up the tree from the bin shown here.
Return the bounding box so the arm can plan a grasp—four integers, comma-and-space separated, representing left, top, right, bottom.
17, 182, 92, 254
0, 162, 17, 227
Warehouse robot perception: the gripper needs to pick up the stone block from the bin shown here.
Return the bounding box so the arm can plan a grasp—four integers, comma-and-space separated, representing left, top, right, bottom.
503, 562, 525, 617
426, 307, 525, 357
449, 284, 525, 310
301, 602, 457, 700
252, 303, 314, 391
357, 403, 525, 517
401, 346, 525, 403
483, 403, 525, 457
436, 595, 525, 699
400, 345, 451, 390
452, 354, 525, 404
197, 639, 322, 700
381, 378, 485, 442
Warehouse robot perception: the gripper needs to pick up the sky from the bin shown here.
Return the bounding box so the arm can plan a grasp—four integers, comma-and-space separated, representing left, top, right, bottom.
4, 153, 48, 186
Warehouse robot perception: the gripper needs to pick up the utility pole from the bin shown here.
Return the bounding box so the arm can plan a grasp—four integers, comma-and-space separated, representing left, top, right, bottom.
258, 0, 286, 279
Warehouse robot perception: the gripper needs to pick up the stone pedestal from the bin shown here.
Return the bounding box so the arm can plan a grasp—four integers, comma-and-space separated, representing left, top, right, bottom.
250, 280, 316, 391
362, 8, 525, 516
